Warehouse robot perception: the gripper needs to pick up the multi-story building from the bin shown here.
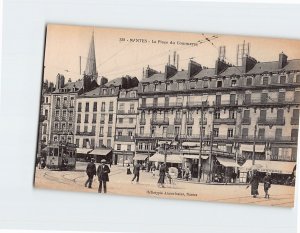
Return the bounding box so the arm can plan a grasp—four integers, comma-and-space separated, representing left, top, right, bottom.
114, 87, 139, 164
74, 76, 139, 162
136, 52, 300, 179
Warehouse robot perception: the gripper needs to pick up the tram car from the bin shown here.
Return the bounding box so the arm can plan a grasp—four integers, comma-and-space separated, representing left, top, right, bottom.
46, 142, 77, 170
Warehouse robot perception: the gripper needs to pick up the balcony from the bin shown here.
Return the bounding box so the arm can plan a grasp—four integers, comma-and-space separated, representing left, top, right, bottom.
241, 118, 251, 125
174, 118, 182, 125
100, 119, 105, 124
186, 118, 194, 125
237, 135, 297, 142
186, 101, 209, 108
212, 100, 238, 107
151, 118, 169, 125
245, 97, 295, 106
140, 118, 146, 125
214, 118, 236, 125
139, 102, 183, 109
135, 133, 174, 139
52, 129, 74, 135
62, 105, 68, 109
76, 131, 95, 136
114, 135, 134, 142
257, 117, 285, 126
291, 117, 299, 125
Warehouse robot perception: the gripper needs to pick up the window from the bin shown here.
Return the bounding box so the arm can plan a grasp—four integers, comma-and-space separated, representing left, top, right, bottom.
84, 114, 89, 123
275, 128, 282, 140
44, 109, 48, 120
43, 124, 47, 134
119, 118, 123, 123
258, 128, 265, 139
107, 139, 111, 148
127, 145, 131, 151
109, 101, 113, 111
140, 126, 144, 135
129, 118, 134, 124
153, 97, 158, 106
227, 129, 234, 138
56, 97, 60, 106
55, 110, 59, 117
77, 102, 82, 112
214, 111, 220, 119
63, 97, 67, 106
76, 125, 80, 133
101, 102, 105, 111
175, 127, 180, 135
108, 114, 113, 123
154, 84, 158, 91
108, 127, 112, 137
53, 136, 58, 142
142, 85, 146, 92
213, 128, 219, 137
217, 80, 222, 88
103, 89, 107, 95
70, 97, 75, 107
216, 95, 221, 105
203, 80, 208, 88
54, 123, 59, 130
245, 93, 251, 104
93, 102, 97, 112
187, 127, 192, 136
99, 139, 103, 147
261, 93, 268, 103
231, 80, 237, 87
100, 114, 105, 123
90, 139, 95, 148
145, 143, 149, 150
118, 131, 122, 136
242, 128, 248, 139
129, 103, 134, 113
128, 131, 133, 136
82, 139, 87, 148
246, 78, 252, 86
163, 127, 167, 136
130, 91, 136, 98
229, 110, 235, 119
120, 91, 126, 98
85, 103, 89, 112
230, 94, 236, 105
62, 110, 67, 117
175, 111, 181, 119
165, 97, 169, 107
280, 76, 286, 84
138, 143, 143, 150
278, 92, 285, 103
62, 123, 66, 130
92, 126, 96, 133
263, 76, 269, 85
77, 114, 81, 123
99, 127, 104, 136
141, 98, 146, 107
118, 103, 125, 112
92, 114, 96, 123
84, 126, 88, 133
260, 109, 267, 121
69, 110, 73, 116
117, 144, 121, 150
76, 139, 79, 147
291, 128, 298, 141
176, 96, 183, 106
141, 111, 145, 120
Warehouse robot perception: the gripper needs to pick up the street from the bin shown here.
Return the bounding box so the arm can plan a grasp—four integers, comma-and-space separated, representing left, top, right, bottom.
34, 162, 295, 207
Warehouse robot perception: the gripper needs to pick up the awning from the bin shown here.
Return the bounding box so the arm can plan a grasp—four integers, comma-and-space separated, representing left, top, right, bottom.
133, 153, 149, 161
158, 140, 171, 145
89, 148, 111, 156
76, 148, 93, 154
240, 144, 265, 152
183, 154, 209, 160
171, 141, 179, 146
241, 160, 296, 174
149, 153, 183, 163
182, 142, 200, 147
216, 157, 240, 167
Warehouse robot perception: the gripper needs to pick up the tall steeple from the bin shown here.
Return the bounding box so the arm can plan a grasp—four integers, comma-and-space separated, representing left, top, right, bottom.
84, 31, 98, 79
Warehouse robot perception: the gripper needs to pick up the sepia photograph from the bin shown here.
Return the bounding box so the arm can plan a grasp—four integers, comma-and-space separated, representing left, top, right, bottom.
34, 24, 299, 207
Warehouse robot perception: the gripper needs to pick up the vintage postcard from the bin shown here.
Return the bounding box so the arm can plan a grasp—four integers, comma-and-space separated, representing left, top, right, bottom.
34, 24, 299, 207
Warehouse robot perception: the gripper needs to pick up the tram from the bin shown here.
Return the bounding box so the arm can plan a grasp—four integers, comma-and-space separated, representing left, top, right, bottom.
46, 142, 77, 170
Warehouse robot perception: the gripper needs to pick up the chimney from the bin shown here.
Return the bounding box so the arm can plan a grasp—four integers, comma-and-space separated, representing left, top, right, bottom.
215, 59, 231, 75
59, 75, 65, 89
242, 55, 257, 73
145, 66, 159, 78
188, 60, 202, 78
278, 52, 288, 69
56, 73, 61, 89
165, 64, 177, 79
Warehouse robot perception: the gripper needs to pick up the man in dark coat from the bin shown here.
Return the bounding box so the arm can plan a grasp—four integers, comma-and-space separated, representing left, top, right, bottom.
97, 159, 110, 193
131, 162, 141, 183
247, 170, 260, 198
85, 158, 96, 188
158, 163, 167, 188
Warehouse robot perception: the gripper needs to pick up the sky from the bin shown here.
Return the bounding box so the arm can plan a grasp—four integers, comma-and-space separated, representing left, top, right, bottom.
43, 24, 300, 83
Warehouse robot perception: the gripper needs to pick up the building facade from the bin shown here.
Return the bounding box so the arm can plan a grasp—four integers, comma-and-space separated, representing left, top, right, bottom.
113, 88, 139, 164
136, 53, 300, 177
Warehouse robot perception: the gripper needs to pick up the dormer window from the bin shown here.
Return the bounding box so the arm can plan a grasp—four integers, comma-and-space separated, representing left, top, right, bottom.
231, 80, 237, 87
203, 80, 208, 88
103, 89, 107, 95
263, 76, 269, 85
120, 91, 126, 98
246, 77, 252, 86
130, 91, 136, 98
111, 88, 115, 94
217, 80, 222, 88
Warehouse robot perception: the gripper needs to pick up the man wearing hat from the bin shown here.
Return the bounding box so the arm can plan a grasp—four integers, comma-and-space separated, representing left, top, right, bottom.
85, 158, 96, 188
97, 159, 111, 193
262, 172, 272, 199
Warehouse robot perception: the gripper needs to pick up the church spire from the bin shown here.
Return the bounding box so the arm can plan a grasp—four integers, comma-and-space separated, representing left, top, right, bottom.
84, 31, 98, 79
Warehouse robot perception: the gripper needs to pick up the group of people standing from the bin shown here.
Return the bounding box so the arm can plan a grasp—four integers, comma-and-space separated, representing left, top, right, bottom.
85, 158, 110, 193
248, 170, 272, 199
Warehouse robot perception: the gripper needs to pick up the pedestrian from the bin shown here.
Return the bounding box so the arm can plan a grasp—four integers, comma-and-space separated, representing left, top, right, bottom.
85, 158, 96, 188
158, 163, 166, 188
262, 172, 272, 199
185, 166, 191, 181
247, 170, 260, 198
232, 171, 237, 183
127, 163, 132, 175
151, 164, 156, 177
96, 159, 110, 193
131, 162, 141, 183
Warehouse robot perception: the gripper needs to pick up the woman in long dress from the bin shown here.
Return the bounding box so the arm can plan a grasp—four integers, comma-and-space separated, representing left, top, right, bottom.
248, 170, 260, 198
158, 163, 166, 188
